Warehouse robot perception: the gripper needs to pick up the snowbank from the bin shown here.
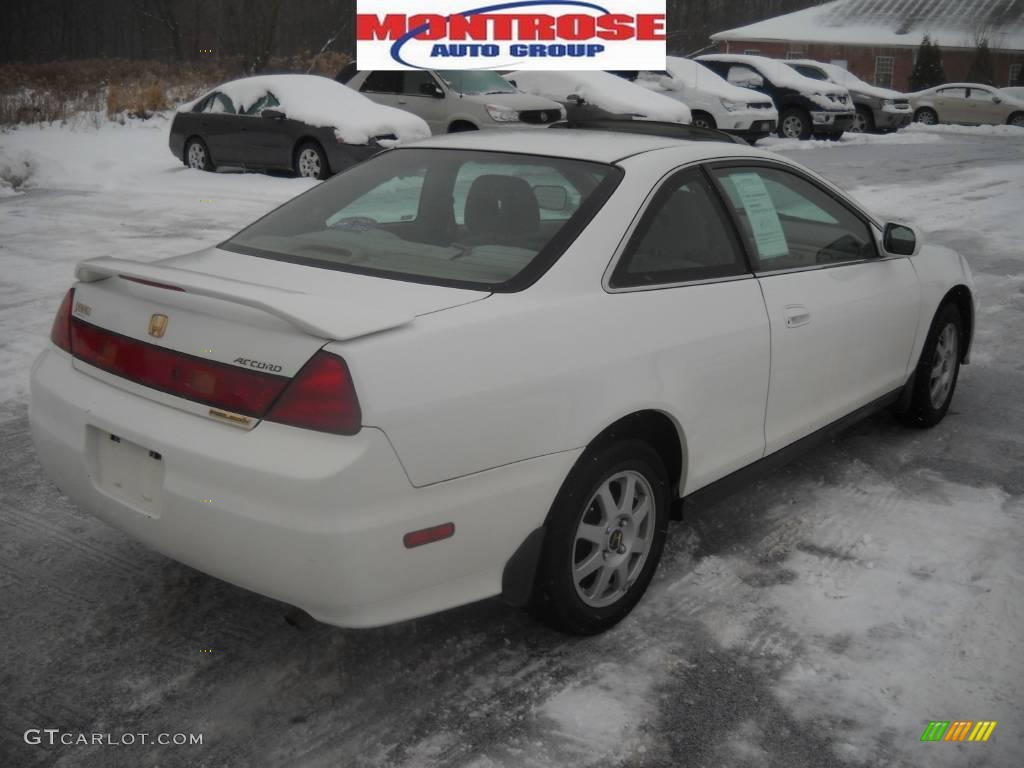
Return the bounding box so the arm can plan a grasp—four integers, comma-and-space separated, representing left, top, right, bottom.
904, 122, 1024, 137
763, 131, 943, 152
507, 70, 692, 123
183, 75, 431, 144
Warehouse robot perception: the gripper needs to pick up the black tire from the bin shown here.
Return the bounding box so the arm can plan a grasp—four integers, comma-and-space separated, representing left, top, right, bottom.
184, 137, 215, 171
1008, 112, 1024, 128
532, 440, 670, 635
852, 105, 875, 133
904, 303, 963, 428
691, 111, 717, 129
914, 107, 938, 125
448, 121, 478, 133
823, 131, 845, 141
293, 140, 330, 180
778, 108, 812, 140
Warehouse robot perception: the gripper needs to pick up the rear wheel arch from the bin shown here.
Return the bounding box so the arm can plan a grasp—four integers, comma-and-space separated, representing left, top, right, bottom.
448, 120, 478, 132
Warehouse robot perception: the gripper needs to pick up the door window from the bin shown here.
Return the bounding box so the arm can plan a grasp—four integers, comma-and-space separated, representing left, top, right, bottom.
360, 71, 402, 94
967, 87, 995, 101
242, 92, 280, 116
401, 71, 440, 96
610, 168, 747, 288
937, 87, 967, 99
712, 166, 878, 271
199, 92, 236, 114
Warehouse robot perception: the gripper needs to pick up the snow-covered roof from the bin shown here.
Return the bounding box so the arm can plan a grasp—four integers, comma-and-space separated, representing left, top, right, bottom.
711, 0, 1024, 52
697, 54, 849, 98
505, 71, 692, 123
786, 59, 904, 99
186, 75, 431, 144
662, 56, 772, 102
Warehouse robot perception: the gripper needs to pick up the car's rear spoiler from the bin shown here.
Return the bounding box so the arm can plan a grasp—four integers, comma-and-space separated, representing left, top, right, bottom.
75, 257, 414, 341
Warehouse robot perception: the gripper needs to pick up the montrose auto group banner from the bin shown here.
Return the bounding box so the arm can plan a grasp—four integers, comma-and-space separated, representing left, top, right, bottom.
355, 1, 667, 70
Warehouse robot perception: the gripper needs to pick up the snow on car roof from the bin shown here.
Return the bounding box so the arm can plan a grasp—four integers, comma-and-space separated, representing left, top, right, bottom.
785, 59, 904, 98
506, 70, 692, 123
186, 74, 431, 145
697, 54, 848, 97
660, 56, 771, 102
408, 128, 763, 163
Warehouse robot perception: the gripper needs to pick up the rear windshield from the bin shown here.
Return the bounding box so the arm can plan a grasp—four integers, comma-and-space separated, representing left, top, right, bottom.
222, 148, 621, 291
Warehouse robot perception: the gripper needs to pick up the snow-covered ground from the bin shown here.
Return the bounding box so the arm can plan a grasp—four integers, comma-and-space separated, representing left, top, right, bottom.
1, 120, 1023, 767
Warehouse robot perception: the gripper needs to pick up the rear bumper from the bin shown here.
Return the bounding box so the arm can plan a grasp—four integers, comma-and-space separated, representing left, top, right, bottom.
29, 347, 577, 627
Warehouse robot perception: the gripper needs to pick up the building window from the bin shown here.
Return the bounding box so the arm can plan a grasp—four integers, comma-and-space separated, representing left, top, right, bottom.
874, 56, 894, 88
1011, 63, 1022, 86
786, 47, 805, 59
743, 49, 760, 55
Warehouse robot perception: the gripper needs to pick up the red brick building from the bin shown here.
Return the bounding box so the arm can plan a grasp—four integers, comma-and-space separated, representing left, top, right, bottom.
710, 0, 1024, 92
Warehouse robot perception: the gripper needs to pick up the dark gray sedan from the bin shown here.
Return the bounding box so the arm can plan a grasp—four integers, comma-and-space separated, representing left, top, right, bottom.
168, 75, 431, 179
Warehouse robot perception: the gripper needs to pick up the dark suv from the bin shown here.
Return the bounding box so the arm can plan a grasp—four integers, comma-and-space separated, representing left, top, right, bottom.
697, 54, 855, 140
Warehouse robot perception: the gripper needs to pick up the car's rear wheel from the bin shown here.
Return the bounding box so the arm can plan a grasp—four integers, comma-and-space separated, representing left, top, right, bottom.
691, 111, 717, 129
448, 121, 478, 133
184, 137, 215, 172
914, 107, 938, 125
532, 440, 669, 634
852, 106, 875, 133
779, 108, 812, 140
904, 303, 963, 428
294, 141, 330, 180
1008, 112, 1024, 127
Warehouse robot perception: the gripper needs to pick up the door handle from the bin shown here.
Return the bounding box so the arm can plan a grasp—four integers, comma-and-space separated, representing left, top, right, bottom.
397, 99, 408, 104
784, 305, 811, 328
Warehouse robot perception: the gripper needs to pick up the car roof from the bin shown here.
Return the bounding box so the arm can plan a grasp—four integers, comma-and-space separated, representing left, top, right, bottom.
407, 128, 764, 163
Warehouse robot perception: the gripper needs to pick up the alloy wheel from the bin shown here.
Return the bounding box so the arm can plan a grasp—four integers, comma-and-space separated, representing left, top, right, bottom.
929, 323, 959, 409
782, 115, 804, 138
851, 112, 867, 132
917, 110, 937, 125
572, 470, 655, 608
298, 147, 322, 178
187, 142, 206, 169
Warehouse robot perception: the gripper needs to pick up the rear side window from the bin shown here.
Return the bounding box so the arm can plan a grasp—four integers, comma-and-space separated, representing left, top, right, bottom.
712, 166, 877, 271
223, 148, 621, 292
199, 93, 235, 114
611, 168, 747, 288
361, 71, 402, 94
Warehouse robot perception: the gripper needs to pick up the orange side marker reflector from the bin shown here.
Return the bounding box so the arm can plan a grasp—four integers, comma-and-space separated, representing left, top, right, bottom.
403, 523, 455, 549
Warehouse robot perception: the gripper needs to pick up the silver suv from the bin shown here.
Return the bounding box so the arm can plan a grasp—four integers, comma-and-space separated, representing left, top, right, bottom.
338, 66, 565, 134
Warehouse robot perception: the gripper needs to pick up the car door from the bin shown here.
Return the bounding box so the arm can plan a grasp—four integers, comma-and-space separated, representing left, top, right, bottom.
239, 90, 295, 171
195, 92, 246, 166
935, 87, 969, 122
606, 166, 770, 492
965, 86, 1001, 125
393, 71, 448, 134
709, 163, 919, 454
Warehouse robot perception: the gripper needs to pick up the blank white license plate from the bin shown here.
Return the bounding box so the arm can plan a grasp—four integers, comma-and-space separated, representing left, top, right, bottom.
92, 429, 164, 518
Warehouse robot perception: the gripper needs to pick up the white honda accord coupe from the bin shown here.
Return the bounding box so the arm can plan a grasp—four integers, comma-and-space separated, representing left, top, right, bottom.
30, 129, 975, 634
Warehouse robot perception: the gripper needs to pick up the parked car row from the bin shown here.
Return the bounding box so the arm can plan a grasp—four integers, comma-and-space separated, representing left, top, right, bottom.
168, 60, 1024, 179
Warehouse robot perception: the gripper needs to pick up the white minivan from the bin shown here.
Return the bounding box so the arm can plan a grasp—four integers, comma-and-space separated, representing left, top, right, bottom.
631, 56, 778, 143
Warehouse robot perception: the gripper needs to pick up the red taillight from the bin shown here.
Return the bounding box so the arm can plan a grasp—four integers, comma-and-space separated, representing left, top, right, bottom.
70, 317, 289, 416
50, 289, 74, 352
403, 523, 455, 549
265, 351, 361, 435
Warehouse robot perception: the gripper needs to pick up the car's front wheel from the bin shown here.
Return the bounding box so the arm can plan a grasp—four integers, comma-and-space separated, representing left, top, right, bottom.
691, 111, 717, 129
852, 106, 875, 133
914, 107, 938, 125
184, 138, 215, 172
533, 440, 670, 634
1008, 112, 1024, 128
294, 141, 330, 180
779, 108, 812, 140
904, 303, 963, 428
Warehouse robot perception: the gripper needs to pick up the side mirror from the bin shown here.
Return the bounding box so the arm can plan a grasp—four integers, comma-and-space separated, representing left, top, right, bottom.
883, 222, 917, 256
419, 82, 444, 98
566, 93, 585, 105
262, 109, 286, 120
993, 96, 1002, 104
533, 185, 569, 212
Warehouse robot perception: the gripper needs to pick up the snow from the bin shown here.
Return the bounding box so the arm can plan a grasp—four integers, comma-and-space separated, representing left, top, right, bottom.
711, 0, 1024, 52
655, 55, 771, 103
3, 114, 1024, 768
904, 121, 1024, 137
786, 59, 905, 99
186, 74, 431, 144
697, 54, 850, 109
761, 129, 944, 151
506, 70, 692, 123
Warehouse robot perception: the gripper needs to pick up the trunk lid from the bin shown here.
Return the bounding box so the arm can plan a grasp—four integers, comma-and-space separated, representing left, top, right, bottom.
69, 247, 487, 425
